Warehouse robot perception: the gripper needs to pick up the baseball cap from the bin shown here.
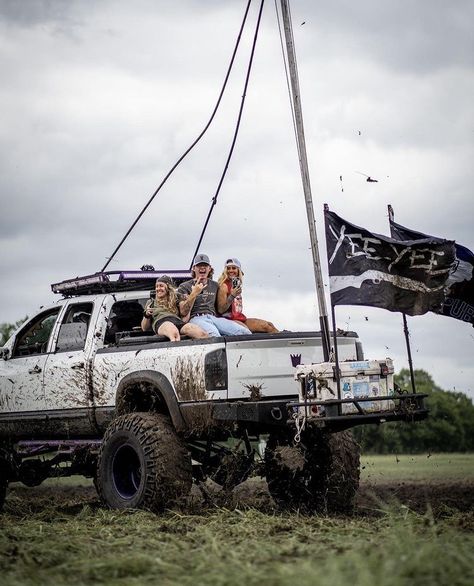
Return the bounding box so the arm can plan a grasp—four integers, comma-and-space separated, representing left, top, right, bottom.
156, 275, 175, 287
193, 253, 211, 266
225, 258, 241, 269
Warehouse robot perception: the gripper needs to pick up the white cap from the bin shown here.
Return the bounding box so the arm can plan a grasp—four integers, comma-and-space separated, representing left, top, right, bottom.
225, 257, 241, 269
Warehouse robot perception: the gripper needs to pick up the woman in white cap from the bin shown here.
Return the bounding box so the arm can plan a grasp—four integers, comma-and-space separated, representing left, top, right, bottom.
142, 276, 208, 341
217, 258, 279, 333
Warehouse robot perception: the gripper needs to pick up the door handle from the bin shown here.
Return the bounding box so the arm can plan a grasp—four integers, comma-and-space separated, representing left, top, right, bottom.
70, 362, 85, 369
28, 365, 42, 374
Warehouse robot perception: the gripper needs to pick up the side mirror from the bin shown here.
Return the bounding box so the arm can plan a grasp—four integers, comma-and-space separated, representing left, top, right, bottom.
1, 347, 10, 360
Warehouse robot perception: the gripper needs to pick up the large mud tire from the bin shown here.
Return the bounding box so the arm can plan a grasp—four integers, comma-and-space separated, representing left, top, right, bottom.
96, 412, 192, 512
265, 429, 360, 514
324, 431, 360, 513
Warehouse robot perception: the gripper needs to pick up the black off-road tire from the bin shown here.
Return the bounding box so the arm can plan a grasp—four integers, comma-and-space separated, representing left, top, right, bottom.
96, 412, 192, 512
324, 431, 360, 513
265, 428, 360, 514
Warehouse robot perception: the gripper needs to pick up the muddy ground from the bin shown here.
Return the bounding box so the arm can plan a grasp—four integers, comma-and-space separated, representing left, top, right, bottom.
5, 477, 474, 518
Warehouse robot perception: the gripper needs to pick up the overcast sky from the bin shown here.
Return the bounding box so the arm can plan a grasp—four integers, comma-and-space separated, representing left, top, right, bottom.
1, 0, 473, 397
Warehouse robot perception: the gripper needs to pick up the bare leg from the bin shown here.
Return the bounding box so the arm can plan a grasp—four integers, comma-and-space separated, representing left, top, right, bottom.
245, 317, 279, 334
181, 323, 209, 339
157, 321, 181, 341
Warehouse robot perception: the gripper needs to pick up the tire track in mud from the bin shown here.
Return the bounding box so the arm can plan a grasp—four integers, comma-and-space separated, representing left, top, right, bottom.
5, 478, 474, 518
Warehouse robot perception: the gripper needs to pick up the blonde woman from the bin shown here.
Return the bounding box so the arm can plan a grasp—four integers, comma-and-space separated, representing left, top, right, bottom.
142, 276, 208, 341
217, 258, 279, 333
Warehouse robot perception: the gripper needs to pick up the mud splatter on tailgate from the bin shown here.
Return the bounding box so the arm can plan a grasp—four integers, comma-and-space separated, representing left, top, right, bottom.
171, 357, 216, 434
243, 383, 264, 401
171, 357, 206, 401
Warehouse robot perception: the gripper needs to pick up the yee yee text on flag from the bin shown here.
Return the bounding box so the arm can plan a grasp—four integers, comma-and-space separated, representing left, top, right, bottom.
324, 208, 456, 316
389, 217, 474, 325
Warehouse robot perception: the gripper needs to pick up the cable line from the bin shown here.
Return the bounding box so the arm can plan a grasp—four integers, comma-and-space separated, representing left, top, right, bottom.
274, 0, 299, 159
190, 0, 265, 267
100, 0, 253, 272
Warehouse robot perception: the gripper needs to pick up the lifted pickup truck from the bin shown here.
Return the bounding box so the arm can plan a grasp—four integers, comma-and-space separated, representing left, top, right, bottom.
0, 269, 427, 513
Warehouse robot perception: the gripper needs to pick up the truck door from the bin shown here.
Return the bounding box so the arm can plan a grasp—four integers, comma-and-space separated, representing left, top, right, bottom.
43, 301, 96, 410
0, 308, 61, 412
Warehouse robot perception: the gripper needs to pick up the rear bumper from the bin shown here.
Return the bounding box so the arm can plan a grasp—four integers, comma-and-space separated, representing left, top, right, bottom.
291, 392, 428, 431
181, 392, 428, 433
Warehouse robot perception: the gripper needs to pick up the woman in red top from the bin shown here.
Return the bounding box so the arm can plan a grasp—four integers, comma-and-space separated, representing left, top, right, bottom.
217, 258, 279, 333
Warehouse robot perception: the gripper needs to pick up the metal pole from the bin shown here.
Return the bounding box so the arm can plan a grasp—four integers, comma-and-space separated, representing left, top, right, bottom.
388, 204, 417, 393
280, 0, 331, 361
402, 313, 417, 394
330, 303, 342, 412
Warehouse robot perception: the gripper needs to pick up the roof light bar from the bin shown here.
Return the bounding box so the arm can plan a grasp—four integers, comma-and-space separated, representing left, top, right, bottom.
119, 270, 192, 281
51, 269, 193, 295
51, 273, 109, 294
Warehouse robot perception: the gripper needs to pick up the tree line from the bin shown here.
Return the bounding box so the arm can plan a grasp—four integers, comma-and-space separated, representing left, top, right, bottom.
0, 318, 27, 346
353, 368, 474, 453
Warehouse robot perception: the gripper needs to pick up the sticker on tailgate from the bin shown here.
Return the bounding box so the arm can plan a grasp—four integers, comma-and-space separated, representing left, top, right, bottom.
349, 361, 370, 370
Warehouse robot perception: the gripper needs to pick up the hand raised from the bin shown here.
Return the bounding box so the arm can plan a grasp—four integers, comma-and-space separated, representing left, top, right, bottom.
192, 281, 206, 295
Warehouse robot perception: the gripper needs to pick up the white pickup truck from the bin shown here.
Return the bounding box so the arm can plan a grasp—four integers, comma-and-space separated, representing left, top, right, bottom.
0, 269, 427, 513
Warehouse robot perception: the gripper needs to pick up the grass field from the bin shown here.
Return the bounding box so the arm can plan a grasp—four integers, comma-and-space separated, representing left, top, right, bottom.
1, 453, 473, 586
360, 452, 474, 483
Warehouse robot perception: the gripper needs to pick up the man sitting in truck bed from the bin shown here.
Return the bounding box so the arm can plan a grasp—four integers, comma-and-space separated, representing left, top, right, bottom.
178, 253, 251, 337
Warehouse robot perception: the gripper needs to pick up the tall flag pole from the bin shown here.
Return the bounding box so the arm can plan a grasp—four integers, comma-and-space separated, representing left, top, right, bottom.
280, 0, 331, 361
324, 203, 342, 402
388, 205, 417, 394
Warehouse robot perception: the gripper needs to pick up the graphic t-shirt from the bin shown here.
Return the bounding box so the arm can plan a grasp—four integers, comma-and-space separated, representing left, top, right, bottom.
178, 279, 218, 317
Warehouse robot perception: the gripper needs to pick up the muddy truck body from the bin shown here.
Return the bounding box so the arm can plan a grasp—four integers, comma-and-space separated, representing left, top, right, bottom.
0, 272, 427, 513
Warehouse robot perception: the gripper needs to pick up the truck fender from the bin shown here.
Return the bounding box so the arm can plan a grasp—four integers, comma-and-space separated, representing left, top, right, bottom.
115, 371, 185, 433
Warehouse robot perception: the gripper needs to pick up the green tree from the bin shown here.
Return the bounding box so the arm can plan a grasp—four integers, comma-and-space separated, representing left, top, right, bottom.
395, 368, 443, 394
0, 318, 28, 346
353, 369, 474, 454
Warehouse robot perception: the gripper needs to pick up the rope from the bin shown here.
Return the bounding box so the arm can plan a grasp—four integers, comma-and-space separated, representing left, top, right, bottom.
100, 0, 253, 272
293, 410, 306, 444
190, 0, 265, 267
273, 0, 300, 160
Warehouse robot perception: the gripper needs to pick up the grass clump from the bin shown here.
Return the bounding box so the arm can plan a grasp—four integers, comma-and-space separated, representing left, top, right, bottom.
1, 505, 474, 586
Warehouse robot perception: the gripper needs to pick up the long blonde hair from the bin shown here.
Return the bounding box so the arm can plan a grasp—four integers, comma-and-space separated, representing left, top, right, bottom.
217, 265, 244, 287
153, 283, 178, 314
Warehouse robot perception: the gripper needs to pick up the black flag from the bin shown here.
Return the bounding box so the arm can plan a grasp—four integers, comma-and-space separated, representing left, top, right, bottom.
389, 217, 474, 325
325, 209, 456, 316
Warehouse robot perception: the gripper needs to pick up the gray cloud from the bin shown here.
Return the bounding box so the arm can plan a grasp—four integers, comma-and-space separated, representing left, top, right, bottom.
295, 0, 474, 74
0, 0, 77, 25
